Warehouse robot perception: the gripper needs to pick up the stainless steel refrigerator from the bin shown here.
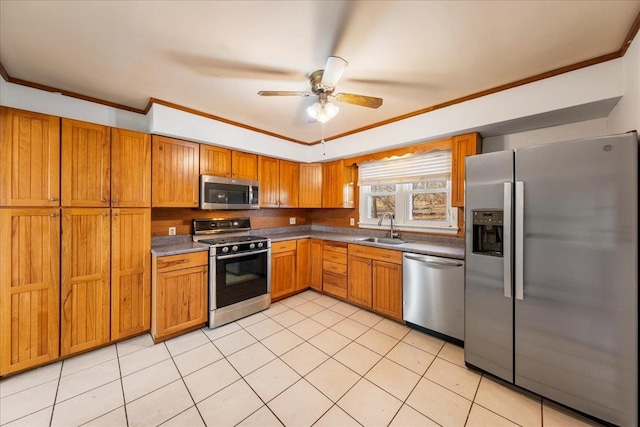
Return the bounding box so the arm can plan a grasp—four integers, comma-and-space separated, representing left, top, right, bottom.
464, 132, 638, 427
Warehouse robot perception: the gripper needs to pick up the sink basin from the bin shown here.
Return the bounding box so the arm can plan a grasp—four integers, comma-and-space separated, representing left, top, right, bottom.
358, 237, 406, 245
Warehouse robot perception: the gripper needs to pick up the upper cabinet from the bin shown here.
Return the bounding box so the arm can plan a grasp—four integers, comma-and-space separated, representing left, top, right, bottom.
0, 107, 61, 207
231, 150, 258, 180
62, 119, 111, 207
111, 129, 151, 207
200, 145, 232, 177
258, 156, 299, 208
299, 163, 323, 208
152, 135, 200, 207
451, 132, 481, 207
322, 160, 355, 208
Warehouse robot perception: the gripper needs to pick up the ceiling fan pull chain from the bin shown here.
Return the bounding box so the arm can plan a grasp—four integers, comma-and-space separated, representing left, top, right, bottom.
321, 122, 326, 156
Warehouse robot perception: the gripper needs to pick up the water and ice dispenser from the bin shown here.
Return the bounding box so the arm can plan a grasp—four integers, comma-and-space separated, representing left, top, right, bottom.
472, 210, 504, 257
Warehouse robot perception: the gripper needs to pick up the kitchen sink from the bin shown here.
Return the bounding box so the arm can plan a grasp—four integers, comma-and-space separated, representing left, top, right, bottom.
358, 237, 407, 245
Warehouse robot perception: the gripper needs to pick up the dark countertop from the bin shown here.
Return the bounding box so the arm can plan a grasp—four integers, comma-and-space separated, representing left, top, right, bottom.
262, 231, 465, 260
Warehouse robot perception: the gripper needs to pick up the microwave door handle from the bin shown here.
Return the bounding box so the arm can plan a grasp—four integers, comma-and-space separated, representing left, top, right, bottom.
216, 249, 269, 260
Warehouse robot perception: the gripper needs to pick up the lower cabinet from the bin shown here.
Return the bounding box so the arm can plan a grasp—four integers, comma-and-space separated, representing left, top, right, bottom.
61, 208, 111, 357
309, 238, 323, 291
323, 241, 348, 298
296, 239, 310, 291
271, 240, 297, 300
348, 244, 403, 320
0, 208, 60, 375
152, 251, 208, 342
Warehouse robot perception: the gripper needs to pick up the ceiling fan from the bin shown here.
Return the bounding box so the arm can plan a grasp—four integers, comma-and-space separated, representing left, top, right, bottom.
258, 56, 383, 123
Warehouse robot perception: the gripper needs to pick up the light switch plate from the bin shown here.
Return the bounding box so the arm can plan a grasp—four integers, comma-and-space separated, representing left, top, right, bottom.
350, 218, 355, 226
289, 217, 296, 225
168, 227, 176, 236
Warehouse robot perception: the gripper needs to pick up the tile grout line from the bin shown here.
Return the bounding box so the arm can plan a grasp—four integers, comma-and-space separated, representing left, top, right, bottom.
48, 362, 63, 427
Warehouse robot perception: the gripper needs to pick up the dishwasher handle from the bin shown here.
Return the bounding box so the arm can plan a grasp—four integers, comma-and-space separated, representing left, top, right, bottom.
403, 254, 464, 267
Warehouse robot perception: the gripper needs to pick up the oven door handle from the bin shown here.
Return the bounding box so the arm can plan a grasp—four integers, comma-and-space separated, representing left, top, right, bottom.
216, 249, 270, 260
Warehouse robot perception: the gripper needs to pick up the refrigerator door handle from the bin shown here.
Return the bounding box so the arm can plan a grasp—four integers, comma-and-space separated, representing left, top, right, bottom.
515, 181, 524, 300
503, 182, 512, 298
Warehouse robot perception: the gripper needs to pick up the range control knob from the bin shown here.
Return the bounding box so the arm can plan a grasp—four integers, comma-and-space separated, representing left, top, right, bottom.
233, 221, 238, 226
257, 242, 264, 248
249, 243, 256, 249
232, 245, 239, 252
221, 246, 229, 253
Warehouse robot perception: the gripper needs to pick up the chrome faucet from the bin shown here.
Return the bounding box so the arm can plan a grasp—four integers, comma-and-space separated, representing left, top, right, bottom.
377, 212, 398, 239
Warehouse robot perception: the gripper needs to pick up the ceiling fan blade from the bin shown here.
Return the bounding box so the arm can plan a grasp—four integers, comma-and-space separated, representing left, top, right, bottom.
258, 91, 311, 97
335, 93, 383, 108
320, 56, 348, 89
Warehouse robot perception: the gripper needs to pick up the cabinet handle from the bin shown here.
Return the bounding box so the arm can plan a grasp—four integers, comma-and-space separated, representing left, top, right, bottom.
194, 201, 198, 205
113, 213, 119, 217
382, 254, 391, 258
112, 199, 118, 204
50, 213, 57, 218
49, 197, 58, 202
102, 212, 109, 217
102, 198, 108, 203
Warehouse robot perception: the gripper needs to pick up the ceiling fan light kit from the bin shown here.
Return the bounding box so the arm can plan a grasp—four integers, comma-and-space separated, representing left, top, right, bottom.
258, 56, 383, 124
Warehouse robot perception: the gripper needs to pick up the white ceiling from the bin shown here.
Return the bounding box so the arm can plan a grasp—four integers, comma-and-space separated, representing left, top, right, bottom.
1, 1, 639, 144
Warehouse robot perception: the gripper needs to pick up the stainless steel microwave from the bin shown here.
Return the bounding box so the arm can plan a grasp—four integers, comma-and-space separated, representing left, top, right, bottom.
199, 175, 259, 210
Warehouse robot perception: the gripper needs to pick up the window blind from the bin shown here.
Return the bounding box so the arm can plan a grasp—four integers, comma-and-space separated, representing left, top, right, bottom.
358, 150, 451, 185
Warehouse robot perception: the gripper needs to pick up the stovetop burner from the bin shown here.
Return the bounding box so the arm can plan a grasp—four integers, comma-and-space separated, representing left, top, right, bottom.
198, 235, 268, 246
192, 217, 270, 255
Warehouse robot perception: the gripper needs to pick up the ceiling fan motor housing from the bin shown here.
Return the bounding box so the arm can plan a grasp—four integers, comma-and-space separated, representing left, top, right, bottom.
310, 70, 334, 95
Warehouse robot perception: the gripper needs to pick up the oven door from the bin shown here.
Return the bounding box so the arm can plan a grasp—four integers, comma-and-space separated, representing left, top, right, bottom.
212, 249, 270, 310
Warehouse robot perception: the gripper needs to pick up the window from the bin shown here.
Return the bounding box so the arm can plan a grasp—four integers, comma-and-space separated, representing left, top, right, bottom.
358, 151, 458, 234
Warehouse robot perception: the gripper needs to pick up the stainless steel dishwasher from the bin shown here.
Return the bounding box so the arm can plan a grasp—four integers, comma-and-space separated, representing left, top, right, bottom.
403, 253, 465, 341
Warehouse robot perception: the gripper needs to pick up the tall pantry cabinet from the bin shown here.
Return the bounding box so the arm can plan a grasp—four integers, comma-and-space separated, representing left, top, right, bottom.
0, 108, 151, 374
0, 108, 61, 374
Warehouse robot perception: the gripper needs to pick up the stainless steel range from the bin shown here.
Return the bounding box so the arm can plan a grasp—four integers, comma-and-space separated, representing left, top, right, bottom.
193, 217, 271, 328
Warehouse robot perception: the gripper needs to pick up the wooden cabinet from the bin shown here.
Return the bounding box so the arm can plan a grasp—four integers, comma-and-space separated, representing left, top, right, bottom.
200, 145, 232, 177
61, 119, 111, 207
152, 136, 200, 207
258, 156, 299, 208
0, 208, 60, 375
296, 239, 310, 291
0, 107, 60, 207
111, 129, 151, 207
61, 208, 111, 356
271, 240, 297, 300
322, 160, 355, 208
152, 251, 208, 342
323, 241, 348, 298
231, 150, 258, 180
299, 163, 323, 208
111, 208, 151, 341
451, 132, 481, 207
309, 238, 323, 291
348, 244, 403, 320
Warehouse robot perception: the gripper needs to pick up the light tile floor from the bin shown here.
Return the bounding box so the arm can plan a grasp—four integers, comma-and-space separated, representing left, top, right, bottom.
0, 290, 604, 427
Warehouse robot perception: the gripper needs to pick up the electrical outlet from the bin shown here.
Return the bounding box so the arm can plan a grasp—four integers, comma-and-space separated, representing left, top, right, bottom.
289, 217, 296, 225
350, 218, 355, 226
168, 227, 176, 236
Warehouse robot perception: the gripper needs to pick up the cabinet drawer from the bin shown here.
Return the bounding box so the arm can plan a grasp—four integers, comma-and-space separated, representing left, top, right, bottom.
323, 271, 347, 299
323, 250, 347, 264
156, 251, 208, 273
323, 241, 347, 254
272, 240, 297, 253
348, 244, 402, 264
323, 260, 347, 275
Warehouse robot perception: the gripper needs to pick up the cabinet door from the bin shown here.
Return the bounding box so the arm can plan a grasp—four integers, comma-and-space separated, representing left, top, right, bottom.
0, 107, 60, 207
111, 208, 151, 340
271, 250, 296, 300
62, 119, 111, 207
0, 208, 60, 375
61, 208, 111, 356
111, 129, 151, 207
151, 136, 200, 207
451, 133, 480, 207
279, 160, 299, 207
322, 160, 355, 208
258, 156, 279, 207
309, 239, 323, 291
296, 239, 310, 291
154, 265, 208, 339
299, 163, 322, 208
372, 260, 403, 320
200, 145, 231, 177
231, 151, 258, 180
347, 255, 373, 308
